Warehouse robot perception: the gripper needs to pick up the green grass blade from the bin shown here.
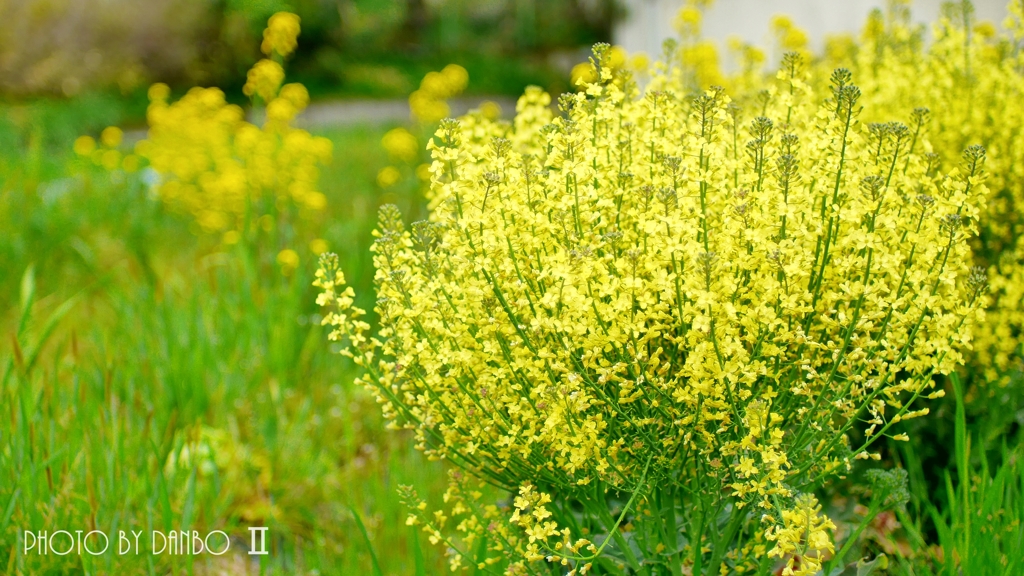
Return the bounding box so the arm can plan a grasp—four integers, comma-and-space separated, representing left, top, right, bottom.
951, 373, 970, 566
410, 524, 426, 576
24, 294, 78, 374
0, 488, 19, 535
349, 503, 384, 576
927, 504, 956, 576
470, 534, 489, 576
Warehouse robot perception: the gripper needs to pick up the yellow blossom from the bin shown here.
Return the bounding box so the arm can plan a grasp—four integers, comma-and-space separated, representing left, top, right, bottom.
100, 126, 123, 148
261, 12, 301, 57
243, 59, 285, 102
409, 64, 468, 123
376, 166, 401, 188
73, 135, 95, 156
309, 238, 328, 254
276, 248, 299, 271
105, 12, 333, 237
381, 127, 419, 162
319, 36, 983, 571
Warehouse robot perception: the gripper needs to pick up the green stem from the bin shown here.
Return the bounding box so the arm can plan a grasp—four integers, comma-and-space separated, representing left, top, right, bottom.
707, 504, 747, 575
823, 503, 881, 574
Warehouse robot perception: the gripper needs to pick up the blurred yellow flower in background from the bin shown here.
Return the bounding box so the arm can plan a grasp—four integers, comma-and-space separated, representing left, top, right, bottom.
381, 127, 419, 162
478, 100, 502, 120
629, 51, 650, 72
243, 59, 285, 102
148, 82, 170, 101
114, 13, 333, 236
772, 14, 810, 54
100, 126, 123, 147
439, 63, 469, 94
276, 248, 299, 270
73, 135, 96, 156
308, 238, 328, 254
409, 64, 468, 123
570, 62, 597, 86
261, 11, 301, 57
675, 6, 703, 36
376, 166, 401, 188
121, 154, 140, 172
415, 163, 431, 182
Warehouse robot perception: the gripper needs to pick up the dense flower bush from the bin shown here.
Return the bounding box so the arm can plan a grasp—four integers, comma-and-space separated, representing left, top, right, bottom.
812, 0, 1024, 389
318, 21, 990, 572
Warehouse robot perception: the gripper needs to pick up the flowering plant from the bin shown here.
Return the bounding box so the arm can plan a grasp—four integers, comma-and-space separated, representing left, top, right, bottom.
80, 11, 334, 275
133, 11, 332, 258
318, 31, 986, 573
811, 0, 1024, 389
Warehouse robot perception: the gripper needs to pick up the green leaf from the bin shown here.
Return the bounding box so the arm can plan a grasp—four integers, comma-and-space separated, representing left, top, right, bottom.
828, 553, 889, 576
855, 553, 888, 576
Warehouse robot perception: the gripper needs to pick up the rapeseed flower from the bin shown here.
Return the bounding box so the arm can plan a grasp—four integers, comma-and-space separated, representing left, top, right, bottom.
410, 64, 469, 123
132, 15, 331, 235
789, 0, 1024, 389
73, 135, 95, 156
243, 59, 286, 102
320, 35, 985, 572
100, 126, 123, 148
261, 12, 301, 58
382, 127, 420, 162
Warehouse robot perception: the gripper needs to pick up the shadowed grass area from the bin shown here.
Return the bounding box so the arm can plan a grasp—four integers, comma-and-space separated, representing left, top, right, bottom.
0, 120, 449, 574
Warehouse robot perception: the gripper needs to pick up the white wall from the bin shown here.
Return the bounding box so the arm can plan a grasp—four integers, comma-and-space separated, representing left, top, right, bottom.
614, 0, 1011, 66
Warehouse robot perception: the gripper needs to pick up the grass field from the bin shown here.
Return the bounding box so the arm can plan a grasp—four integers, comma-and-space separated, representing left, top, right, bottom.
0, 116, 452, 574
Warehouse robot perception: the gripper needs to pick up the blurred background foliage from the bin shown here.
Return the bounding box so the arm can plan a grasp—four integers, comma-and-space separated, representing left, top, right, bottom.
0, 0, 620, 101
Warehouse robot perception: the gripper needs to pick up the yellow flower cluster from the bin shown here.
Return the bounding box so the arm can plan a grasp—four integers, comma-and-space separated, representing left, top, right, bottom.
243, 59, 286, 102
570, 45, 627, 87
73, 126, 141, 172
983, 241, 1024, 381
764, 494, 835, 576
261, 12, 301, 57
382, 127, 420, 163
135, 15, 331, 235
675, 0, 1024, 390
378, 126, 427, 190
319, 32, 985, 570
770, 15, 810, 58
409, 64, 469, 123
671, 0, 726, 89
800, 0, 1024, 389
